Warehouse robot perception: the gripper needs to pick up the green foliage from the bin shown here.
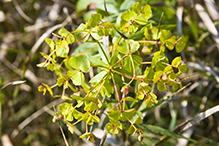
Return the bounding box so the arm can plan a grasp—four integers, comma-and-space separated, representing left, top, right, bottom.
38, 1, 187, 144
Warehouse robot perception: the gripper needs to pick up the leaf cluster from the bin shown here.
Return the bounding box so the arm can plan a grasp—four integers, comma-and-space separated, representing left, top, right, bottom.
37, 1, 187, 143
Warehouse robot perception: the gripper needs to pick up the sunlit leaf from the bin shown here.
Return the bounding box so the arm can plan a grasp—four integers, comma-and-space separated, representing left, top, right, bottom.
118, 39, 140, 54
66, 33, 75, 44
145, 93, 158, 107
166, 36, 176, 50
84, 102, 99, 111
128, 124, 137, 135
58, 27, 69, 37
179, 64, 187, 73
122, 108, 136, 120
79, 132, 95, 143
171, 56, 182, 67
141, 5, 152, 20
160, 30, 172, 45
89, 70, 107, 83
176, 37, 186, 53
45, 38, 54, 50
133, 116, 143, 124
151, 27, 161, 40
73, 109, 83, 120
157, 82, 165, 91
153, 71, 163, 83
168, 73, 177, 81
107, 109, 121, 121
72, 72, 85, 85
121, 9, 137, 21
42, 83, 53, 96
130, 1, 141, 14
68, 55, 90, 73
88, 14, 102, 28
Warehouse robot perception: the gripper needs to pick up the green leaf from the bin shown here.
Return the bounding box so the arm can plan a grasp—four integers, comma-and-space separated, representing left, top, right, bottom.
74, 23, 90, 42
42, 83, 53, 96
97, 22, 114, 36
120, 0, 136, 11
84, 102, 99, 111
141, 5, 152, 20
40, 52, 56, 64
138, 83, 152, 94
73, 109, 83, 120
58, 27, 69, 37
67, 69, 78, 77
136, 92, 144, 100
156, 57, 169, 71
176, 37, 186, 53
164, 65, 173, 74
85, 53, 108, 67
56, 43, 69, 57
105, 121, 122, 134
160, 30, 172, 45
72, 72, 85, 85
166, 36, 176, 50
157, 82, 165, 91
92, 115, 100, 123
122, 108, 136, 120
133, 116, 143, 124
171, 56, 182, 67
132, 54, 142, 66
130, 1, 141, 14
151, 27, 161, 40
151, 51, 165, 68
97, 43, 110, 64
84, 97, 98, 104
144, 67, 154, 80
128, 124, 137, 135
107, 109, 121, 121
66, 33, 75, 44
89, 70, 107, 83
179, 64, 187, 73
71, 42, 98, 56
45, 38, 54, 50
172, 83, 179, 91
91, 27, 102, 40
145, 93, 158, 107
82, 112, 90, 122
61, 95, 72, 101
79, 132, 95, 143
103, 81, 114, 97
117, 39, 140, 54
58, 103, 74, 121
68, 55, 90, 73
168, 73, 177, 81
71, 94, 83, 102
153, 71, 163, 83
88, 14, 102, 28
135, 13, 148, 25
121, 9, 137, 21
144, 27, 151, 40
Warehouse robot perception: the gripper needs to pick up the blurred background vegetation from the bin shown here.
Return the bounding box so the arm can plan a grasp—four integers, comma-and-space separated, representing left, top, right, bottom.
1, 0, 219, 145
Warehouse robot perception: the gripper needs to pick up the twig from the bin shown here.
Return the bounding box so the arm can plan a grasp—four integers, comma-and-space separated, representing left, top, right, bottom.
99, 128, 108, 146
12, 0, 34, 23
11, 99, 63, 138
52, 106, 69, 146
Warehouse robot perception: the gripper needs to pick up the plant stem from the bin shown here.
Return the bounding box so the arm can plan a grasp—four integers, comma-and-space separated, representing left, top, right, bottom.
96, 41, 110, 65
